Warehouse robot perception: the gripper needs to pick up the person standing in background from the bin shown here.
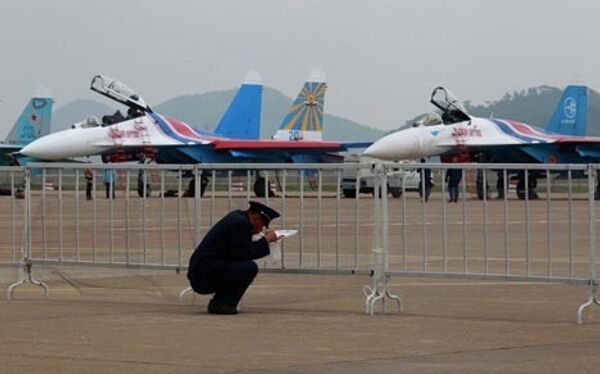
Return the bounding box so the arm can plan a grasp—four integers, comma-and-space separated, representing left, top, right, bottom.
84, 164, 94, 200
446, 167, 462, 203
103, 166, 117, 199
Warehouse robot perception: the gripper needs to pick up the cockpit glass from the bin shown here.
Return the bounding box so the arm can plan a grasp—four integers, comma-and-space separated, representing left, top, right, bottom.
429, 86, 470, 124
90, 75, 147, 109
421, 112, 443, 126
83, 115, 100, 127
107, 80, 137, 99
431, 87, 468, 114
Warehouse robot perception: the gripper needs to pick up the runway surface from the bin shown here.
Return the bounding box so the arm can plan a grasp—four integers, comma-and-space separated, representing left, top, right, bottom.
2, 190, 600, 373
2, 268, 600, 373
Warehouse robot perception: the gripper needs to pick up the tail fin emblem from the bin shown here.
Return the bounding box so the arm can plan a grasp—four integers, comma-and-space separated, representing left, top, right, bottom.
564, 97, 577, 119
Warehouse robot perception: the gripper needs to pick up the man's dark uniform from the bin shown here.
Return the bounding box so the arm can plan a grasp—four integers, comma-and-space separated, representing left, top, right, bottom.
187, 208, 272, 312
445, 168, 462, 202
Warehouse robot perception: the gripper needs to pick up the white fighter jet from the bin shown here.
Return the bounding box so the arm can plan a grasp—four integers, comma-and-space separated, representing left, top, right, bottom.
364, 85, 597, 199
364, 85, 591, 164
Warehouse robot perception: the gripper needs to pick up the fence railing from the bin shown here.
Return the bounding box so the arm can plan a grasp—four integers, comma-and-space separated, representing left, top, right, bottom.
3, 162, 599, 323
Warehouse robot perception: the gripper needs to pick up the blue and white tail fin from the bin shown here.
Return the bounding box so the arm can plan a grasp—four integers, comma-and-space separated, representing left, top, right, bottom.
273, 68, 327, 141
213, 71, 263, 139
546, 85, 587, 136
5, 87, 54, 145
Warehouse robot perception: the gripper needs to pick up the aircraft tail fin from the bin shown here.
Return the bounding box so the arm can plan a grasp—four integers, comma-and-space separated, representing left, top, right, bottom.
546, 85, 587, 136
213, 71, 263, 139
273, 68, 327, 141
5, 87, 54, 145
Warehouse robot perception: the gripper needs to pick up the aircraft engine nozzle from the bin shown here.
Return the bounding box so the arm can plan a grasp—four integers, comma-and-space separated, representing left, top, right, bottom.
363, 128, 421, 161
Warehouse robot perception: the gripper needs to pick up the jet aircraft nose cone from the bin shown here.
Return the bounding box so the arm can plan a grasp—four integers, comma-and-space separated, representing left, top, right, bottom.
20, 139, 46, 159
21, 131, 76, 160
364, 129, 420, 161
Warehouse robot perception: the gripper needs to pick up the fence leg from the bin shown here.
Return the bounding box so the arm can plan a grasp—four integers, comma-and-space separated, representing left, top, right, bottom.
364, 248, 402, 315
364, 273, 402, 315
577, 280, 600, 324
6, 257, 49, 302
364, 269, 380, 315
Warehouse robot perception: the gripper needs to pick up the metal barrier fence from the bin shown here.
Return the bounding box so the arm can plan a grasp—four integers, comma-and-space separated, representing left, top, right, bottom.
0, 167, 27, 267
2, 162, 599, 323
370, 163, 600, 322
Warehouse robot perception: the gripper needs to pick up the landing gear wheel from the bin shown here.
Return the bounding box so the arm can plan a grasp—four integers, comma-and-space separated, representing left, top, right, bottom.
342, 189, 356, 198
389, 187, 402, 198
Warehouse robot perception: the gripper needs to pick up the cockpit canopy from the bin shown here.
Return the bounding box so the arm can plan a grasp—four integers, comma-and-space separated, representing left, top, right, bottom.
90, 75, 151, 113
71, 115, 101, 129
412, 112, 443, 127
429, 86, 470, 125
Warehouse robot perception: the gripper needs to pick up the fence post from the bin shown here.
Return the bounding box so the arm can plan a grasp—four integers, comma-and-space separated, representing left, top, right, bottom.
577, 164, 599, 324
6, 166, 49, 302
365, 163, 402, 315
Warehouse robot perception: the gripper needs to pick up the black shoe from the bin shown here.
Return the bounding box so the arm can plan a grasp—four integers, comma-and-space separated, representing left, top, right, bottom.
207, 301, 238, 315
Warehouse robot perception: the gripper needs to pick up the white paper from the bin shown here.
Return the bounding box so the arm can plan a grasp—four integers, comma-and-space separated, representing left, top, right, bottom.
275, 229, 298, 239
268, 239, 282, 264
256, 230, 297, 266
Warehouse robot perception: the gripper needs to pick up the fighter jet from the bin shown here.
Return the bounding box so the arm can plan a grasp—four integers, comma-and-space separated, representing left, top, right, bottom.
20, 71, 369, 194
21, 70, 362, 159
364, 85, 593, 198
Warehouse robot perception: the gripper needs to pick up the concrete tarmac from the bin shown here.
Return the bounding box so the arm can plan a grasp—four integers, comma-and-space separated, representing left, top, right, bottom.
2, 187, 600, 372
2, 267, 600, 373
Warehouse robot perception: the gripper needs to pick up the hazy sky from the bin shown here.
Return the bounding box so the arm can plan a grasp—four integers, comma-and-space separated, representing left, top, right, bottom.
1, 0, 599, 137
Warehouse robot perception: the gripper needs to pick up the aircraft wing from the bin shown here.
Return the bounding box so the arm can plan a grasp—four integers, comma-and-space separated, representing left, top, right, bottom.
435, 136, 600, 162
553, 137, 600, 144
0, 144, 22, 152
341, 141, 373, 149
212, 139, 344, 151
435, 136, 600, 148
0, 144, 22, 165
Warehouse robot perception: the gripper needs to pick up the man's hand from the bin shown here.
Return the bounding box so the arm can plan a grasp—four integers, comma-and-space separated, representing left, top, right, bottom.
263, 229, 279, 243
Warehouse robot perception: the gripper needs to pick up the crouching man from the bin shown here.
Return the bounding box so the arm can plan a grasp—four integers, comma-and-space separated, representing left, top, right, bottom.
187, 201, 280, 314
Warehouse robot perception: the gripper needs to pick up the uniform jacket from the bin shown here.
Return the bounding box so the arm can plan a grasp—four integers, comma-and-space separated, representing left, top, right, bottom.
188, 210, 270, 275
445, 169, 462, 185
419, 167, 433, 187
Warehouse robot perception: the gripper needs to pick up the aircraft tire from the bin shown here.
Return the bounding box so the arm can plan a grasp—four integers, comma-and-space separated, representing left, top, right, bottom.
342, 189, 356, 198
389, 187, 402, 198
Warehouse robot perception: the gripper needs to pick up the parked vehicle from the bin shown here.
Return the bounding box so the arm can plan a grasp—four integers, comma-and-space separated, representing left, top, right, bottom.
340, 155, 427, 198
